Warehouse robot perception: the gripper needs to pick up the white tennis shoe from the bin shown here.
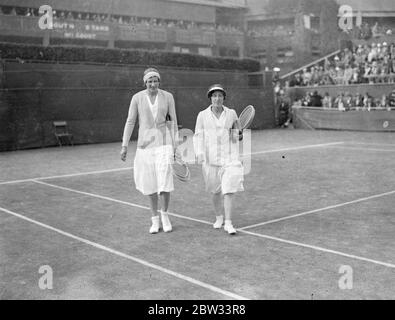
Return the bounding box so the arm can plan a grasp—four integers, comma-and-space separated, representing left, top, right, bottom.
213, 215, 224, 229
224, 221, 237, 235
149, 216, 160, 234
161, 211, 172, 232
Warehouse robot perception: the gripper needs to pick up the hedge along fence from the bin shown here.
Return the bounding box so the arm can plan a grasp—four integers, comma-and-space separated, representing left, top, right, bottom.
0, 42, 260, 72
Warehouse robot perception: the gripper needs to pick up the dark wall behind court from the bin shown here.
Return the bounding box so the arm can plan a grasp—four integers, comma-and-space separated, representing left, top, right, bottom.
0, 61, 275, 151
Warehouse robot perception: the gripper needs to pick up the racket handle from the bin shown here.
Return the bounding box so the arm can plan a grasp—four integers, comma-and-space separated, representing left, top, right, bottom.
238, 130, 243, 141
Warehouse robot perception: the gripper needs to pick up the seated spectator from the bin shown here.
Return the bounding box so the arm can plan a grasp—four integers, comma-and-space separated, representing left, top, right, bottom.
293, 99, 302, 107
311, 67, 320, 86
302, 92, 313, 106
334, 92, 346, 111
322, 92, 332, 109
376, 94, 387, 109
302, 68, 312, 86
372, 22, 380, 38
378, 68, 388, 83
370, 61, 380, 83
343, 64, 353, 84
289, 73, 303, 87
367, 43, 377, 62
334, 67, 344, 85
350, 66, 360, 84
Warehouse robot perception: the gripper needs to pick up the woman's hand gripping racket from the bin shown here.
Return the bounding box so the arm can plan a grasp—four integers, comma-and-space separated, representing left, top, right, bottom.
172, 147, 191, 182
166, 112, 191, 182
239, 105, 255, 130
232, 105, 255, 141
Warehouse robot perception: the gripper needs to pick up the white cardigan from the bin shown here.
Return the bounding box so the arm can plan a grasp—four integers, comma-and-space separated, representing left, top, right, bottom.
122, 89, 178, 149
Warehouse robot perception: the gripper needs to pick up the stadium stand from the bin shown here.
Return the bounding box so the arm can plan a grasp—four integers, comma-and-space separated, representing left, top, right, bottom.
0, 0, 247, 58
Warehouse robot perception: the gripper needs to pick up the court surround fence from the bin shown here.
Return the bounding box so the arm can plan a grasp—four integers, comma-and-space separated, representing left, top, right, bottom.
0, 59, 274, 151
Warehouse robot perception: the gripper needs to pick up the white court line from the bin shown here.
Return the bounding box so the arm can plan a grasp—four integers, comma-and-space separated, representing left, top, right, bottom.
239, 229, 395, 269
0, 167, 132, 186
239, 189, 395, 230
31, 180, 395, 270
32, 180, 213, 227
246, 142, 344, 156
0, 206, 247, 300
327, 146, 395, 153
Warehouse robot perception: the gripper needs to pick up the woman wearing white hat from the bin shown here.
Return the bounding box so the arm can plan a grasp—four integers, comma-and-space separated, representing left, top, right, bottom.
120, 67, 179, 234
193, 84, 244, 235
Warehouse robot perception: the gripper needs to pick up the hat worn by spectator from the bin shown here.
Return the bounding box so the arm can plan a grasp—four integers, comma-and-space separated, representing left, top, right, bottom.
273, 67, 280, 72
207, 84, 226, 99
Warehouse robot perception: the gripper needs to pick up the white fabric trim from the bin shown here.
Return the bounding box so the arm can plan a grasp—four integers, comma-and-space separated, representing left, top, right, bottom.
208, 86, 225, 94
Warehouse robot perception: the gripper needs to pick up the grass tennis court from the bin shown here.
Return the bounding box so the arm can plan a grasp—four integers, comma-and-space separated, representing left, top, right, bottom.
1, 129, 394, 299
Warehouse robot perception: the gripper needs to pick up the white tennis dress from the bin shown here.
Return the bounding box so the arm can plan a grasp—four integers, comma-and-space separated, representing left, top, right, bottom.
194, 105, 244, 194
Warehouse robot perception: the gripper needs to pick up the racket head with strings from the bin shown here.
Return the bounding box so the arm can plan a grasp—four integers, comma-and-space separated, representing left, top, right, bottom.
239, 105, 255, 130
172, 159, 191, 182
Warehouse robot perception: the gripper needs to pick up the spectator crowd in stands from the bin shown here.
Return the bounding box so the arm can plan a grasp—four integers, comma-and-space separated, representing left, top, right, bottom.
288, 42, 395, 87
0, 5, 243, 34
351, 21, 394, 40
247, 24, 294, 37
293, 88, 395, 111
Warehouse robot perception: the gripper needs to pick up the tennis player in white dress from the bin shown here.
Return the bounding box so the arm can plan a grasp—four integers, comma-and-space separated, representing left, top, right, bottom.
120, 68, 178, 234
194, 84, 244, 235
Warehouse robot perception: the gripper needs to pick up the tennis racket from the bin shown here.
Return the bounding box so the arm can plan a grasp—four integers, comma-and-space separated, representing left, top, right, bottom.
172, 148, 190, 182
239, 105, 255, 130
172, 158, 190, 182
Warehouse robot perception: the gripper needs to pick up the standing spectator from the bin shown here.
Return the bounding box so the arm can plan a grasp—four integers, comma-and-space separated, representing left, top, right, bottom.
354, 93, 364, 109
310, 91, 323, 107
272, 67, 281, 85
322, 92, 332, 109
344, 92, 353, 110
389, 89, 395, 108
377, 94, 387, 109
277, 90, 291, 126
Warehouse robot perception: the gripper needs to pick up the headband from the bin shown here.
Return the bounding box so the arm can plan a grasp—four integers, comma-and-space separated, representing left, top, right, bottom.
143, 71, 160, 83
